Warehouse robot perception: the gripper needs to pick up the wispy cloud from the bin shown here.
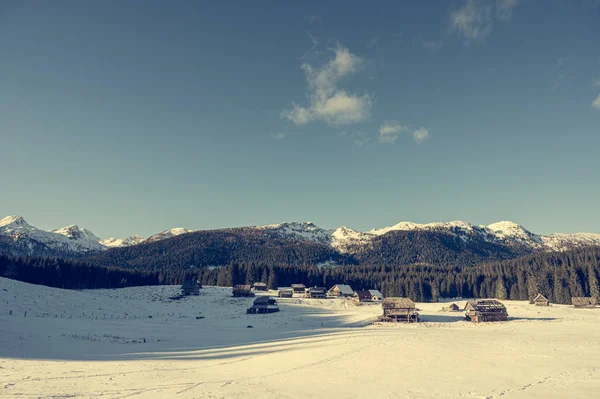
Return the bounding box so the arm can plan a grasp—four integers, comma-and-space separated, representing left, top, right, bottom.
282, 44, 372, 126
412, 128, 430, 144
593, 94, 600, 110
305, 15, 323, 25
420, 38, 444, 53
496, 0, 519, 21
450, 0, 520, 43
593, 78, 600, 87
450, 0, 493, 43
379, 122, 408, 143
378, 122, 431, 144
271, 132, 286, 140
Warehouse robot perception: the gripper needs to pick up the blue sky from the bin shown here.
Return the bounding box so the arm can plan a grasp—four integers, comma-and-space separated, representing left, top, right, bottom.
1, 0, 599, 238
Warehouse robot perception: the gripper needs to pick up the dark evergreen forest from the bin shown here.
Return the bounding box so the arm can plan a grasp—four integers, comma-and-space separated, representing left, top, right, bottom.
2, 246, 599, 305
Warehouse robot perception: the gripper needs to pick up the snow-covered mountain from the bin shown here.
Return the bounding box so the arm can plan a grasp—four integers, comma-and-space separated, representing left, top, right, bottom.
1, 214, 599, 257
0, 215, 193, 256
0, 216, 104, 255
145, 228, 194, 243
100, 235, 147, 248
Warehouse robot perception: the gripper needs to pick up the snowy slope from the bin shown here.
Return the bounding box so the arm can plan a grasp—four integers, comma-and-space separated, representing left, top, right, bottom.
145, 228, 194, 243
0, 216, 104, 254
100, 235, 147, 248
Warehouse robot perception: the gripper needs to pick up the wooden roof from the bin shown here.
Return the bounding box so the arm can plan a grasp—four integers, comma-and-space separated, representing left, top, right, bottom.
291, 284, 306, 288
382, 297, 415, 309
329, 284, 354, 295
253, 282, 267, 287
181, 280, 200, 289
464, 299, 507, 312
233, 284, 252, 291
369, 289, 383, 298
308, 286, 326, 293
533, 293, 549, 302
572, 297, 598, 306
354, 290, 371, 299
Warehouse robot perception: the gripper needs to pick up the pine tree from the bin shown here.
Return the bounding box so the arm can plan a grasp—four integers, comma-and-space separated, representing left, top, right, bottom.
589, 264, 599, 300
245, 263, 257, 285
496, 277, 507, 300
267, 266, 279, 290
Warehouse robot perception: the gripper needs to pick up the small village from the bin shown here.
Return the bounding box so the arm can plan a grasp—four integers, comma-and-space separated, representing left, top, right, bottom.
179, 279, 600, 323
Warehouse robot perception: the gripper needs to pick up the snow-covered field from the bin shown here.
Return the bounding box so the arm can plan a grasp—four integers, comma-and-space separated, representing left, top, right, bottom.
1, 278, 600, 398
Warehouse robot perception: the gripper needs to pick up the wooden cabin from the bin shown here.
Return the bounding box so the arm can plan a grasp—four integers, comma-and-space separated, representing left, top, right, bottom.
327, 284, 354, 297
305, 286, 327, 299
533, 293, 550, 306
572, 297, 598, 308
278, 289, 293, 298
441, 303, 460, 312
381, 297, 419, 323
464, 299, 508, 322
253, 282, 268, 291
232, 284, 254, 297
180, 279, 201, 296
354, 290, 372, 303
291, 284, 306, 294
369, 289, 383, 301
247, 296, 279, 314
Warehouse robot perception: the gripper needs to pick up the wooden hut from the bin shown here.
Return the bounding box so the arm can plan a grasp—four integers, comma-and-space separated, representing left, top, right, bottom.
533, 293, 550, 307
327, 284, 354, 297
232, 284, 254, 297
278, 289, 293, 298
247, 296, 279, 314
464, 299, 508, 322
180, 279, 201, 296
381, 297, 419, 323
572, 297, 598, 308
291, 284, 306, 294
353, 290, 372, 303
305, 286, 327, 299
369, 289, 383, 301
253, 282, 268, 291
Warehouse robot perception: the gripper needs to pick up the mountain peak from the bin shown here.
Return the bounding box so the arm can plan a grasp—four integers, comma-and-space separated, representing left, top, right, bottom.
0, 215, 28, 227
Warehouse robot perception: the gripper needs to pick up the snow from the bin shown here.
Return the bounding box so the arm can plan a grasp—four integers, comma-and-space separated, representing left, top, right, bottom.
100, 235, 147, 248
2, 277, 600, 398
145, 228, 194, 243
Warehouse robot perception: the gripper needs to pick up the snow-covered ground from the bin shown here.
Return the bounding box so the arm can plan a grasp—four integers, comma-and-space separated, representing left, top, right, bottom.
2, 277, 600, 398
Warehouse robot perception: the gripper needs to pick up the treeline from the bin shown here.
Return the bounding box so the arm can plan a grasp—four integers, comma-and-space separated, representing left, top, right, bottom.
0, 255, 164, 289
191, 246, 600, 304
3, 247, 599, 305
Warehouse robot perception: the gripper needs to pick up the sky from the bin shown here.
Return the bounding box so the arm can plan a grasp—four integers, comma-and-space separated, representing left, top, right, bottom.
1, 0, 599, 239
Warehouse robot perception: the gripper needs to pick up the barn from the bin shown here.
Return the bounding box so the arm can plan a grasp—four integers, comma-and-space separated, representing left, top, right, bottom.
253, 282, 268, 291
180, 279, 201, 296
305, 287, 327, 299
278, 289, 293, 298
369, 289, 383, 301
353, 290, 372, 303
533, 293, 550, 306
381, 297, 419, 323
572, 297, 598, 308
291, 284, 306, 294
327, 284, 354, 297
232, 284, 254, 297
247, 296, 279, 314
464, 299, 508, 322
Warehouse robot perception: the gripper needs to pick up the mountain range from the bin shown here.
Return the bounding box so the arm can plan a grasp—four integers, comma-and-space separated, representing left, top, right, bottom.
1, 215, 599, 263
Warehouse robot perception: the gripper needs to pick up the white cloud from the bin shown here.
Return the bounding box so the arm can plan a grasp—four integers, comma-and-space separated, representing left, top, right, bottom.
450, 0, 493, 43
378, 122, 408, 143
282, 45, 372, 126
271, 132, 286, 140
305, 15, 322, 25
450, 0, 520, 43
593, 78, 600, 87
421, 38, 444, 52
593, 94, 600, 109
496, 0, 519, 21
413, 128, 430, 144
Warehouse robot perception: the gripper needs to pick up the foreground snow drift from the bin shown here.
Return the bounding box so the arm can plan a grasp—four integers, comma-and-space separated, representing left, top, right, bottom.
2, 278, 600, 398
